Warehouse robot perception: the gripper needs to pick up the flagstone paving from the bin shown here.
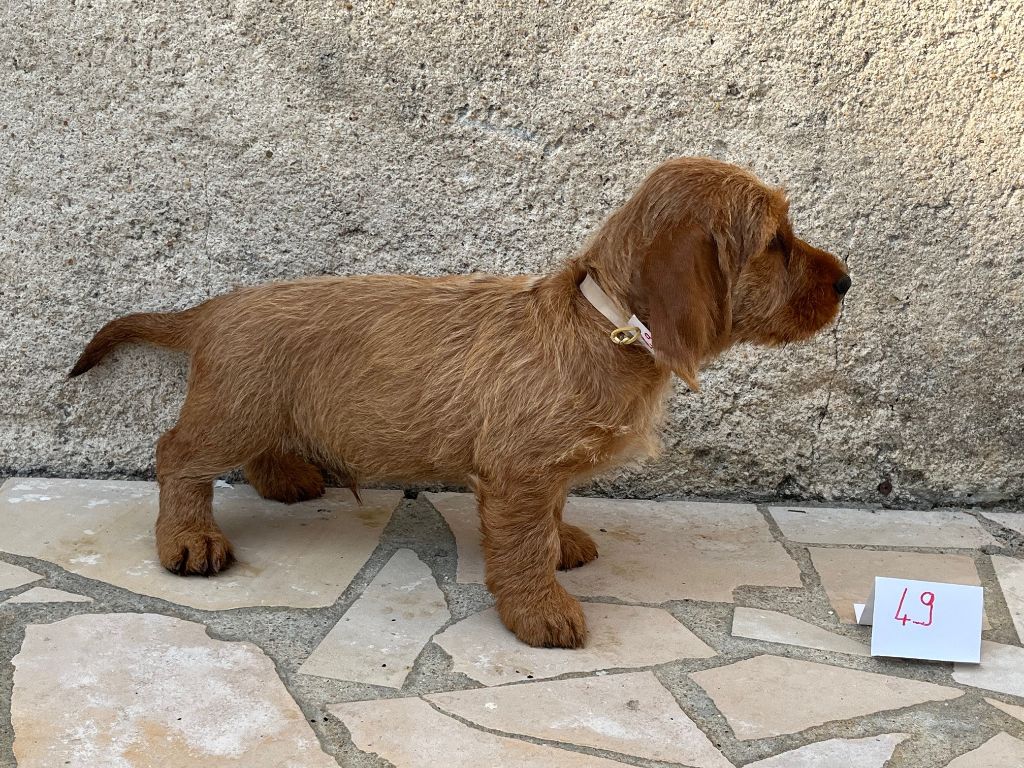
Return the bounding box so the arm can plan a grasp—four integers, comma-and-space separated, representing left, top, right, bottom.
433, 602, 715, 685
769, 506, 998, 548
0, 479, 401, 610
944, 732, 1024, 766
2, 587, 92, 605
299, 548, 450, 688
991, 554, 1024, 642
425, 671, 732, 767
808, 547, 987, 625
987, 698, 1024, 725
11, 613, 336, 767
690, 655, 963, 740
731, 606, 870, 656
980, 512, 1024, 537
0, 561, 40, 591
953, 641, 1024, 698
429, 492, 802, 603
0, 475, 1022, 767
743, 733, 908, 767
330, 697, 631, 767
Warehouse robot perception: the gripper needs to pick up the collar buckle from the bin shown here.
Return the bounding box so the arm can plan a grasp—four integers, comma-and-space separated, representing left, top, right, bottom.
610, 326, 641, 345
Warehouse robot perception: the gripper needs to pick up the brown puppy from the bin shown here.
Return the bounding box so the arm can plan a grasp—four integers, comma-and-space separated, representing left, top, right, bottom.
71, 157, 850, 648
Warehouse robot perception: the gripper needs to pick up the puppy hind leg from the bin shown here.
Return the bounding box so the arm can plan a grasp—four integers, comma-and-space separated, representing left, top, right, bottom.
155, 426, 244, 575
245, 450, 325, 504
477, 477, 587, 648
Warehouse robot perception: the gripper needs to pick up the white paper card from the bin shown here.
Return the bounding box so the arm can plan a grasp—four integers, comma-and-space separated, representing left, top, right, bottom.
862, 577, 983, 663
854, 586, 879, 625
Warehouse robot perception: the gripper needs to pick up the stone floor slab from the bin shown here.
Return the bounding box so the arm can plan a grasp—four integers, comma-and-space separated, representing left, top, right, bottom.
953, 641, 1024, 697
0, 560, 41, 591
944, 732, 1024, 767
3, 587, 93, 604
0, 478, 400, 610
808, 548, 986, 625
427, 492, 801, 603
329, 697, 629, 767
986, 698, 1024, 725
426, 670, 731, 767
11, 613, 335, 767
299, 548, 450, 688
979, 513, 1024, 537
991, 555, 1024, 643
434, 603, 714, 686
745, 733, 908, 767
770, 506, 997, 548
731, 607, 869, 656
691, 654, 963, 740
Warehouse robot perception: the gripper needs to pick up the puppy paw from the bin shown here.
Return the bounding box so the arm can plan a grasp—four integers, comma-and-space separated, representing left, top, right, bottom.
558, 523, 599, 570
247, 459, 326, 504
498, 585, 588, 649
158, 528, 235, 576
265, 472, 326, 504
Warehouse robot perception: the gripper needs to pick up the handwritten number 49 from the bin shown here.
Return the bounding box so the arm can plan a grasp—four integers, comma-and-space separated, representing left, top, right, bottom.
894, 588, 936, 627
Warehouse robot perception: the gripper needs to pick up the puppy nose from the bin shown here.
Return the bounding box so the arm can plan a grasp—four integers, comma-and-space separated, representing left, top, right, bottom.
834, 274, 852, 296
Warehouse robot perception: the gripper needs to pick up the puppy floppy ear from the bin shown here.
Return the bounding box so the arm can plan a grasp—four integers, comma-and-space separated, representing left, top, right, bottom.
636, 222, 731, 392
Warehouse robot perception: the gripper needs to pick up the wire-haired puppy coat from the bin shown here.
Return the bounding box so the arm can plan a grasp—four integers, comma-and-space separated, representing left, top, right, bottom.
71, 157, 850, 648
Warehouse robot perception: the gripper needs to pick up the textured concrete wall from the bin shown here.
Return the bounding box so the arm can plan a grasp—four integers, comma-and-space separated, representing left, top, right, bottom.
2, 1, 1022, 508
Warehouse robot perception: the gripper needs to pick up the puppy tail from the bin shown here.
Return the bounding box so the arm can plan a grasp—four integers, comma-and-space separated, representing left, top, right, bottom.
68, 308, 198, 378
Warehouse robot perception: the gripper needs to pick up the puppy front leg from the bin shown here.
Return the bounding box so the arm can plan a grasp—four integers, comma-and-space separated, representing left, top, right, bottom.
476, 478, 587, 648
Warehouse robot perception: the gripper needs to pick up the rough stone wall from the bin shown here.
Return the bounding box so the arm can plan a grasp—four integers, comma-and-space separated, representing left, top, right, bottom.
2, 0, 1022, 508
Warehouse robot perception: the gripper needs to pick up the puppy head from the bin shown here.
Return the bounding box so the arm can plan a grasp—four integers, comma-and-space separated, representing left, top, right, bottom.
729, 214, 850, 348
592, 158, 849, 389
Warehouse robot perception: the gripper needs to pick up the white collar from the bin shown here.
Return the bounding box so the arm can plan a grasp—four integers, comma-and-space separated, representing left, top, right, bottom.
580, 275, 654, 353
